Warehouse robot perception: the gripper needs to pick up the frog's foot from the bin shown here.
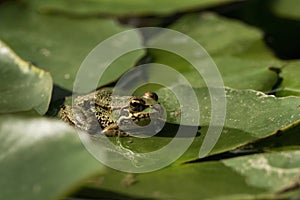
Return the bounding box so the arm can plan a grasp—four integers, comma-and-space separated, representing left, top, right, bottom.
60, 105, 75, 125
102, 124, 129, 137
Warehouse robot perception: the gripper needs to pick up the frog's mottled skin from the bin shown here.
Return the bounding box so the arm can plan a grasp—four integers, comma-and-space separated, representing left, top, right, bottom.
60, 88, 163, 137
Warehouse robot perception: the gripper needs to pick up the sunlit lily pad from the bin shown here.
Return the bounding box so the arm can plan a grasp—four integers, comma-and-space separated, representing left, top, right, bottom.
0, 41, 52, 115
106, 87, 300, 164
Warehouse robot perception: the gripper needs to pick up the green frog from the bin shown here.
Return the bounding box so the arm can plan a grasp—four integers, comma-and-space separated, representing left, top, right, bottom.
60, 88, 163, 137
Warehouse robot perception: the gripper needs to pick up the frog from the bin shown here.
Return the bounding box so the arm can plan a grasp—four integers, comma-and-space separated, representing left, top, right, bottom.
60, 88, 164, 137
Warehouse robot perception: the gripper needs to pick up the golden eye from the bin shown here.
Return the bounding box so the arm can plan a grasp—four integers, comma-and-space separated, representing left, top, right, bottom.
142, 92, 158, 101
130, 98, 146, 112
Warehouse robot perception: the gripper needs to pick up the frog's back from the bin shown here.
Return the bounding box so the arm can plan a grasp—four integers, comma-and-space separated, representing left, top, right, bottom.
94, 88, 113, 108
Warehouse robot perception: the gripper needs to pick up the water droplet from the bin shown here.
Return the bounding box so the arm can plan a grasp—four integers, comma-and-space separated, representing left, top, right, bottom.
39, 48, 51, 57
0, 46, 9, 54
64, 73, 70, 79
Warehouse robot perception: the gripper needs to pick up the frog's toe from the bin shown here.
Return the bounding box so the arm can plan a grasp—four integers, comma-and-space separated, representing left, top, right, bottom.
102, 124, 129, 137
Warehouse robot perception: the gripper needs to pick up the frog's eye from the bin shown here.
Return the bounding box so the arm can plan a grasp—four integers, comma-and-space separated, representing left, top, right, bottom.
130, 98, 146, 112
142, 92, 158, 101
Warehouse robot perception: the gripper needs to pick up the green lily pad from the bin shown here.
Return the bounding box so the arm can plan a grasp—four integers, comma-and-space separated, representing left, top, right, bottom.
223, 150, 300, 192
271, 0, 300, 20
94, 87, 300, 165
158, 86, 300, 128
85, 150, 300, 200
147, 13, 282, 91
29, 0, 236, 16
151, 12, 281, 59
277, 60, 300, 97
0, 116, 104, 200
0, 2, 145, 90
0, 41, 52, 115
148, 52, 279, 91
251, 123, 300, 153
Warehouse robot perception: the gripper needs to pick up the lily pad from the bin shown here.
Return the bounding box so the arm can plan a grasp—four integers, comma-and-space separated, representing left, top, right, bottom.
0, 116, 104, 200
148, 52, 279, 91
85, 150, 300, 200
151, 12, 281, 59
147, 13, 282, 91
277, 60, 300, 97
271, 0, 300, 20
223, 150, 300, 192
29, 0, 236, 16
0, 2, 145, 90
251, 123, 300, 152
158, 86, 300, 128
0, 41, 52, 115
95, 87, 300, 166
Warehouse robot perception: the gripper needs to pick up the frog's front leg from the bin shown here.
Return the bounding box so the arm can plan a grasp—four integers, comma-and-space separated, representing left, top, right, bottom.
102, 124, 129, 137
